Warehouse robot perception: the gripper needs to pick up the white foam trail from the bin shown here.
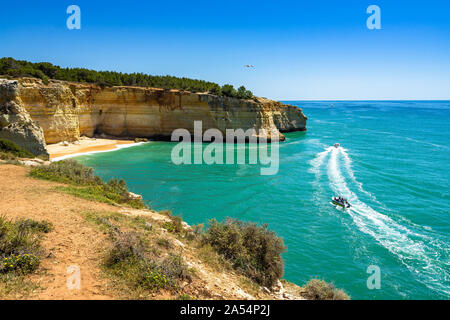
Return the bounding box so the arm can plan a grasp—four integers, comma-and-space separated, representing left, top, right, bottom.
308, 146, 333, 205
326, 147, 450, 296
335, 148, 436, 237
309, 146, 333, 175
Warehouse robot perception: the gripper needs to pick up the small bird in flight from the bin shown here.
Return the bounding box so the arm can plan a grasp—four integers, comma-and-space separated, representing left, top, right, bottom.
244, 65, 254, 68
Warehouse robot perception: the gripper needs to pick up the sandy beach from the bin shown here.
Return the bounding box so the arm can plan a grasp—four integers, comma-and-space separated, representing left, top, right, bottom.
47, 137, 138, 161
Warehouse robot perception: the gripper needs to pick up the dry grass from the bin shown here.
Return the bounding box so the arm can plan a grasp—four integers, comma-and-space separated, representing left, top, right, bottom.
0, 273, 40, 299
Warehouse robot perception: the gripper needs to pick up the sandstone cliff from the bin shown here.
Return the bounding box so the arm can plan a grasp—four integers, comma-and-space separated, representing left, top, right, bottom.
0, 79, 49, 158
15, 78, 306, 144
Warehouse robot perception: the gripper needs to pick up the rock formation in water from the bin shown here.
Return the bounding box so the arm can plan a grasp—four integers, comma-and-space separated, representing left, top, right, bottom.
3, 77, 307, 146
0, 79, 49, 159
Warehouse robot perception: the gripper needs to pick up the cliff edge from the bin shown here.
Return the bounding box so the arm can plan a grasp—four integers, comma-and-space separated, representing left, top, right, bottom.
15, 77, 306, 144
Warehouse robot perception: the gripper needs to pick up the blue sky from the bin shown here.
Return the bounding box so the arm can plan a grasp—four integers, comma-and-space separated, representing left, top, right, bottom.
1, 0, 449, 100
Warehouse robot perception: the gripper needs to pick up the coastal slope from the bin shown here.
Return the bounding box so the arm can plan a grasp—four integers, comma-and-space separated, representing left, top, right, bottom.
0, 164, 303, 300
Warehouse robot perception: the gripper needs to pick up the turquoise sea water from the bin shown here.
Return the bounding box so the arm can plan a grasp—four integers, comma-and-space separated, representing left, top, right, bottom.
76, 101, 450, 299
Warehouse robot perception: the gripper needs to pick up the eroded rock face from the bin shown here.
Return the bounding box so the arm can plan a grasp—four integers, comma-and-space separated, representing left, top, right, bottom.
18, 78, 81, 144
16, 78, 307, 144
0, 79, 49, 159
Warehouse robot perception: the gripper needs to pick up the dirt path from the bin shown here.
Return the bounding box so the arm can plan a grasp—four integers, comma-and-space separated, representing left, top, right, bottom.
0, 165, 117, 299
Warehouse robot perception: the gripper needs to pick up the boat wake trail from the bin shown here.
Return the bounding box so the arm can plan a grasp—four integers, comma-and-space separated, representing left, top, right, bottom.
339, 148, 384, 207
309, 146, 333, 176
309, 147, 333, 203
312, 146, 450, 297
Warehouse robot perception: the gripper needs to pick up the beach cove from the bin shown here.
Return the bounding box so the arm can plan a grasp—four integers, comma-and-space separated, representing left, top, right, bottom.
47, 137, 145, 161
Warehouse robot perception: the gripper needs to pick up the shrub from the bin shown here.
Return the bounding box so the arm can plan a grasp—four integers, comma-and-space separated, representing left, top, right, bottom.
140, 268, 171, 289
201, 218, 285, 287
30, 160, 147, 209
105, 229, 190, 293
1, 254, 40, 274
0, 217, 50, 275
30, 159, 99, 185
302, 279, 350, 300
0, 138, 34, 159
137, 254, 191, 290
105, 231, 146, 267
0, 218, 39, 258
160, 254, 191, 283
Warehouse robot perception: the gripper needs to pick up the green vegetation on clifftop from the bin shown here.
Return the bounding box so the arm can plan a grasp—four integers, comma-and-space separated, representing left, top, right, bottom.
0, 57, 253, 99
